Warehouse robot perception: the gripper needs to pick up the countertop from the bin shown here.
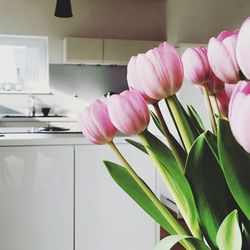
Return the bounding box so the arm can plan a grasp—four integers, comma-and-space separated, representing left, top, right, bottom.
0, 133, 135, 146
0, 116, 77, 122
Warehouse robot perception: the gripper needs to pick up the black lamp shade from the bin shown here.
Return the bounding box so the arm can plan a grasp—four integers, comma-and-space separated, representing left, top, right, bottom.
54, 0, 73, 18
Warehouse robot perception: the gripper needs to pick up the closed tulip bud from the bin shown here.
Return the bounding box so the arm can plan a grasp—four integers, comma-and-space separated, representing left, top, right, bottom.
208, 30, 240, 84
107, 89, 150, 135
182, 46, 211, 84
216, 83, 235, 116
236, 17, 250, 80
127, 42, 183, 103
78, 100, 117, 144
182, 45, 224, 94
229, 81, 250, 152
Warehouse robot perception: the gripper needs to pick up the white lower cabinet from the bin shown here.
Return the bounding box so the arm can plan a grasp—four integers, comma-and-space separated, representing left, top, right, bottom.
75, 143, 158, 250
0, 146, 74, 250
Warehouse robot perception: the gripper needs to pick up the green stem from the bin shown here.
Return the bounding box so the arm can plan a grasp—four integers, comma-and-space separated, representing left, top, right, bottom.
165, 99, 186, 151
108, 141, 193, 249
202, 85, 217, 135
165, 96, 193, 152
140, 132, 202, 241
211, 94, 221, 117
153, 102, 185, 172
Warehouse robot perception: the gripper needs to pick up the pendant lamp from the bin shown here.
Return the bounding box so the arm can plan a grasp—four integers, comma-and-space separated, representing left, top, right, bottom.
54, 0, 73, 18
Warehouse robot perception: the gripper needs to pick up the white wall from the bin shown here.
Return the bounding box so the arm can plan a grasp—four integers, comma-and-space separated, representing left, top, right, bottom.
167, 0, 250, 44
0, 0, 166, 63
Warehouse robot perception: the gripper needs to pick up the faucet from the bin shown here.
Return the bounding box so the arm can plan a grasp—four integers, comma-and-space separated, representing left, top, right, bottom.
28, 95, 36, 117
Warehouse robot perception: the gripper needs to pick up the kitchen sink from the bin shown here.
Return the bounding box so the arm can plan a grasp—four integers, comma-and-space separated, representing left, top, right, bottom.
0, 126, 71, 134
36, 127, 70, 133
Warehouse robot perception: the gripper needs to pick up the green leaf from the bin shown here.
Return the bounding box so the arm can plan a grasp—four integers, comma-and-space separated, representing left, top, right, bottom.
216, 210, 242, 250
150, 111, 165, 136
103, 160, 177, 234
187, 105, 206, 134
154, 235, 210, 250
141, 130, 202, 239
186, 132, 238, 249
125, 139, 148, 154
203, 131, 220, 164
218, 118, 250, 220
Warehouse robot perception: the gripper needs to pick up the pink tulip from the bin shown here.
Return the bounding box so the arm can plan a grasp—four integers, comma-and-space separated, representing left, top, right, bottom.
107, 89, 150, 135
78, 100, 117, 144
229, 81, 250, 152
236, 17, 250, 80
127, 57, 157, 104
208, 30, 240, 84
182, 46, 210, 84
127, 42, 183, 103
216, 83, 235, 116
182, 45, 224, 94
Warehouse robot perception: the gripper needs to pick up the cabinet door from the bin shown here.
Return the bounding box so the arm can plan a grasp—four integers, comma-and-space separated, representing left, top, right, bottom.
75, 143, 157, 250
0, 146, 74, 250
103, 39, 162, 65
64, 37, 103, 64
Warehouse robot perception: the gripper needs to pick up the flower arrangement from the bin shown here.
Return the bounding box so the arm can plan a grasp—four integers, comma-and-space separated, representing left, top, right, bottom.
78, 16, 250, 250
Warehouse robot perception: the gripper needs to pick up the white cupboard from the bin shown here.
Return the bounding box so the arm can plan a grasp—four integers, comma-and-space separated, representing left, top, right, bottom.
63, 37, 103, 64
103, 39, 162, 65
75, 142, 158, 250
63, 37, 163, 65
0, 145, 74, 250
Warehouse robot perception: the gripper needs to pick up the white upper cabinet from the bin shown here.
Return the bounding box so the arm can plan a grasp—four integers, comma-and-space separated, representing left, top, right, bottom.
63, 37, 103, 64
63, 37, 163, 65
103, 39, 162, 65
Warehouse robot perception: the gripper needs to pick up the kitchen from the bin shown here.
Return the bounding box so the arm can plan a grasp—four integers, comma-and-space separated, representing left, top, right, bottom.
0, 0, 249, 250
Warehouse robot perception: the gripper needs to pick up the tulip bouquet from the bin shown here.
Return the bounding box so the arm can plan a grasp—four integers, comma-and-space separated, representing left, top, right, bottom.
78, 17, 250, 250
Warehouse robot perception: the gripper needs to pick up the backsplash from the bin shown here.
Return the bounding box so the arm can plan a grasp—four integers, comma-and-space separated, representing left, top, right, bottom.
0, 64, 128, 117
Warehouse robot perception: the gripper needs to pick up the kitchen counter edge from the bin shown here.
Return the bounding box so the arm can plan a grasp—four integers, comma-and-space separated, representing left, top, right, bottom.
0, 133, 139, 146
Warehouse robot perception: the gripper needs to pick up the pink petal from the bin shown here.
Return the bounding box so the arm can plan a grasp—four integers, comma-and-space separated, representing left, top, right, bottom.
136, 53, 167, 100
231, 96, 250, 152
223, 34, 239, 72
107, 95, 143, 135
229, 81, 248, 117
121, 90, 150, 129
78, 108, 106, 144
155, 42, 183, 95
236, 17, 250, 80
127, 56, 157, 104
217, 30, 236, 42
90, 100, 116, 141
182, 48, 208, 84
208, 37, 239, 83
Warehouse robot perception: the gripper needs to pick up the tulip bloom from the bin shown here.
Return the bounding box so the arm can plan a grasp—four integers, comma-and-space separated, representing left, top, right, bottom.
182, 46, 210, 84
229, 81, 250, 152
236, 17, 250, 80
107, 89, 150, 135
182, 45, 224, 94
127, 42, 183, 103
78, 100, 117, 144
208, 30, 240, 84
216, 83, 235, 116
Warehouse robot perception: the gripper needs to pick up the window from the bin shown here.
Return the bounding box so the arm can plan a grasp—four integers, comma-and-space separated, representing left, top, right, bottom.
0, 35, 49, 93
